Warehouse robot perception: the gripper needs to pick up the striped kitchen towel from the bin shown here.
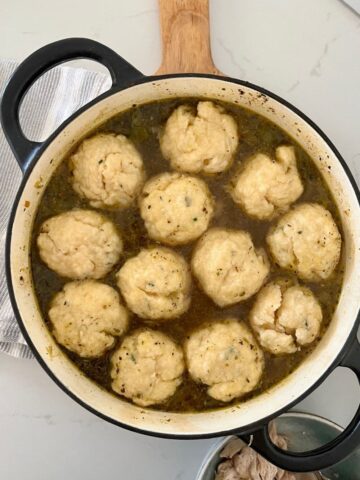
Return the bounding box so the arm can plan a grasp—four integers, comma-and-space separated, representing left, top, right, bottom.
0, 60, 111, 358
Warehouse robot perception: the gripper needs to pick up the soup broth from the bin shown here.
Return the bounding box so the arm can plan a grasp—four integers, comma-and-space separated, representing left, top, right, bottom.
31, 98, 344, 412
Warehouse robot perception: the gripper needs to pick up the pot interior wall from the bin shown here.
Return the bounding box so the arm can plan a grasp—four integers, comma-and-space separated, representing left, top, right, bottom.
9, 77, 360, 436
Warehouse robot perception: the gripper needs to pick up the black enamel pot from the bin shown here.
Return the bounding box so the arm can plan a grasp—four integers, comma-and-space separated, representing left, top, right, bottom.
1, 38, 360, 473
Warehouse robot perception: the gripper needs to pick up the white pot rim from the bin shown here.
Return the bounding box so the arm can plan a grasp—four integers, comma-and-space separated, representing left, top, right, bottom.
4, 72, 360, 439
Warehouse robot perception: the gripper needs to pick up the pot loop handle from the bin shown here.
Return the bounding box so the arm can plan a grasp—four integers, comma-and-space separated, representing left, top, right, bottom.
240, 335, 360, 472
0, 37, 144, 172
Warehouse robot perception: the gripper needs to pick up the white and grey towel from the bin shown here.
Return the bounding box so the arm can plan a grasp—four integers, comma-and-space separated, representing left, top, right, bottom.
0, 60, 111, 359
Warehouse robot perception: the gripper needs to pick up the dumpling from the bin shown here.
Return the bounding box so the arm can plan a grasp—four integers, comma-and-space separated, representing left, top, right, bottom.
37, 209, 122, 279
49, 280, 128, 357
116, 247, 191, 320
191, 228, 269, 307
249, 280, 322, 355
160, 101, 238, 174
185, 319, 264, 402
230, 146, 303, 220
110, 329, 184, 406
266, 203, 341, 281
69, 133, 145, 209
139, 172, 214, 245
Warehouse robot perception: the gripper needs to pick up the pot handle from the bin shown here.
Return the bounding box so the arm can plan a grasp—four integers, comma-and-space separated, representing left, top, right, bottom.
0, 37, 144, 172
241, 336, 360, 472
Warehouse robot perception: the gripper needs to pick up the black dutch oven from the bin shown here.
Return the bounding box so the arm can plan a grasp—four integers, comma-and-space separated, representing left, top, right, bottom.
1, 29, 360, 474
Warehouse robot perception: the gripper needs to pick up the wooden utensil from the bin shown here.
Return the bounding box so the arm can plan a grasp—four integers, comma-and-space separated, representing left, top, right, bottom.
156, 0, 222, 75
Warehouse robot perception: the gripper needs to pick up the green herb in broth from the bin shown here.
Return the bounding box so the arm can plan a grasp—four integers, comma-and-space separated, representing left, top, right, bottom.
31, 97, 344, 413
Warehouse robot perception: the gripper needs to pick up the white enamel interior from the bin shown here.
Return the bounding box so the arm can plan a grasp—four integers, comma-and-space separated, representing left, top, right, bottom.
9, 77, 360, 436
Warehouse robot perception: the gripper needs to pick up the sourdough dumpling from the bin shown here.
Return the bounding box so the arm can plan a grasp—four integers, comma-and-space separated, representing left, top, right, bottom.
250, 280, 322, 355
69, 133, 145, 209
160, 101, 238, 174
139, 172, 214, 245
110, 329, 184, 406
49, 280, 128, 358
267, 203, 341, 281
37, 209, 122, 279
230, 146, 304, 220
185, 319, 264, 402
116, 247, 191, 320
191, 228, 269, 307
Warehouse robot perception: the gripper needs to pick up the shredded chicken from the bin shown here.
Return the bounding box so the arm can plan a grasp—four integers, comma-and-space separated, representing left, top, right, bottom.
215, 423, 297, 480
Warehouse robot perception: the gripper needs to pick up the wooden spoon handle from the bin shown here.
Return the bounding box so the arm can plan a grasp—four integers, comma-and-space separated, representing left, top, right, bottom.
156, 0, 222, 75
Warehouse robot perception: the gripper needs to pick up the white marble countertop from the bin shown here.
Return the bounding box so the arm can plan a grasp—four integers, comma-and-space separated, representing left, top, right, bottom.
1, 1, 360, 479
